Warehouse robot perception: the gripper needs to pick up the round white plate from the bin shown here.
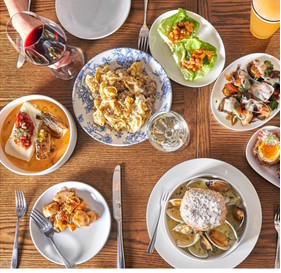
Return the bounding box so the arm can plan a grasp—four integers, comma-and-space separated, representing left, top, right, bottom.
55, 0, 131, 40
211, 53, 280, 131
149, 10, 225, 87
72, 47, 172, 146
146, 158, 262, 268
246, 125, 280, 188
30, 181, 111, 265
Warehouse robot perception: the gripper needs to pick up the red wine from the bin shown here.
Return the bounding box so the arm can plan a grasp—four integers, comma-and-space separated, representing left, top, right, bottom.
24, 25, 66, 66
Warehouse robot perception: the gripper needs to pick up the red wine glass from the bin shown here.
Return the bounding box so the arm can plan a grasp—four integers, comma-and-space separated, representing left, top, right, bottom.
6, 11, 84, 80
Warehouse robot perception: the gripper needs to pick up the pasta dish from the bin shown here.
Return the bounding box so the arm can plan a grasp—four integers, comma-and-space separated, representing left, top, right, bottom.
85, 62, 156, 133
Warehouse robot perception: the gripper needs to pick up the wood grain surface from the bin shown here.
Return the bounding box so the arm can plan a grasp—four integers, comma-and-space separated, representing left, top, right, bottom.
0, 0, 280, 268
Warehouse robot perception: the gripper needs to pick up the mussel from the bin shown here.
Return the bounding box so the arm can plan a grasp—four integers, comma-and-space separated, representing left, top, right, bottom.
35, 128, 54, 160
37, 113, 68, 139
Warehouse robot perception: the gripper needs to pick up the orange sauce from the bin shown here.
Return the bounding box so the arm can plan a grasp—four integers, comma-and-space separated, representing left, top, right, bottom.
1, 100, 70, 172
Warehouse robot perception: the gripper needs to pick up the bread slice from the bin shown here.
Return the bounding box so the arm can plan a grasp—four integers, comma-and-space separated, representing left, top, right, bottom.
180, 188, 227, 231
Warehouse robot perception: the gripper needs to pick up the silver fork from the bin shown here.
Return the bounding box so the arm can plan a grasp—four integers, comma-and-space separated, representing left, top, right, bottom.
138, 0, 149, 52
274, 205, 280, 268
147, 191, 170, 254
29, 209, 73, 268
11, 190, 27, 268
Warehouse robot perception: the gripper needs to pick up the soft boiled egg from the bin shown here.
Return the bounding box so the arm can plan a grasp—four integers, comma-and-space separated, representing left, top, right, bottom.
253, 130, 280, 166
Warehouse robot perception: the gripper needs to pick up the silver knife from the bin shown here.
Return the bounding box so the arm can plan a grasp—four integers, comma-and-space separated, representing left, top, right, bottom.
16, 0, 32, 69
112, 165, 125, 268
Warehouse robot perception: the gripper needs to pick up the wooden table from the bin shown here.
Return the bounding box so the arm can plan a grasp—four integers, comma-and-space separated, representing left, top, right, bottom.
0, 0, 280, 268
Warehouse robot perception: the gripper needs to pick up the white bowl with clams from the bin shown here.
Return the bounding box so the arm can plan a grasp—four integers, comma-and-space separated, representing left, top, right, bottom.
0, 95, 77, 176
164, 174, 247, 262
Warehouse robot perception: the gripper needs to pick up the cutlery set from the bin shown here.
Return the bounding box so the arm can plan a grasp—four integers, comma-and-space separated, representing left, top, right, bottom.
11, 165, 126, 268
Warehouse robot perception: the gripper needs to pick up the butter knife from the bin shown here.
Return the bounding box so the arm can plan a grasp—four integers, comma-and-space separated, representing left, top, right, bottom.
16, 0, 32, 69
112, 165, 125, 268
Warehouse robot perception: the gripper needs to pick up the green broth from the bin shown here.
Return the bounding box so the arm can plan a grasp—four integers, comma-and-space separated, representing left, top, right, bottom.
166, 177, 246, 259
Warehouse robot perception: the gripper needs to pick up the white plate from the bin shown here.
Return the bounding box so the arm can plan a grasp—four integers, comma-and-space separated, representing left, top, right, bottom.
211, 53, 280, 131
30, 181, 111, 265
55, 0, 131, 40
146, 158, 262, 268
246, 125, 280, 188
72, 47, 172, 146
149, 10, 225, 87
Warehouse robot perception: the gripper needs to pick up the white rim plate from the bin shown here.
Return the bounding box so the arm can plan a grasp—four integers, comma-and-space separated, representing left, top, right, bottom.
146, 158, 262, 268
72, 47, 172, 146
55, 0, 131, 40
246, 125, 280, 188
211, 53, 280, 131
149, 10, 226, 87
30, 181, 111, 265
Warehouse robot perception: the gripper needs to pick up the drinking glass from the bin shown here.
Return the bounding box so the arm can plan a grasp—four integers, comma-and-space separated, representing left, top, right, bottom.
6, 11, 84, 80
147, 111, 190, 153
250, 0, 280, 39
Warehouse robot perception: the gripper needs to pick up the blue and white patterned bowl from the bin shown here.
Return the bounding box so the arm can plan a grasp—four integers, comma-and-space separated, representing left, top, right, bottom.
72, 48, 172, 146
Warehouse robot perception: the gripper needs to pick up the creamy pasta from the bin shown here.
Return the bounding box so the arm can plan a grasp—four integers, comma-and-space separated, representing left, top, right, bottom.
85, 62, 156, 132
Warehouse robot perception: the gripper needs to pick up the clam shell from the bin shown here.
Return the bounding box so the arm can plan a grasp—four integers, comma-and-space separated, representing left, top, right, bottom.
173, 224, 191, 234
169, 199, 182, 207
200, 234, 213, 252
205, 220, 238, 251
233, 207, 245, 228
188, 238, 209, 258
175, 233, 200, 248
166, 207, 184, 223
186, 178, 209, 190
206, 180, 231, 192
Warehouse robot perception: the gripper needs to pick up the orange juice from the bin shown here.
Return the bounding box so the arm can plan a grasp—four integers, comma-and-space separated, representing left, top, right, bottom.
250, 0, 280, 39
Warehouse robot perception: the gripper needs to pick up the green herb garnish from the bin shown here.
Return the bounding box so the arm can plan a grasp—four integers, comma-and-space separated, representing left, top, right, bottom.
203, 55, 209, 65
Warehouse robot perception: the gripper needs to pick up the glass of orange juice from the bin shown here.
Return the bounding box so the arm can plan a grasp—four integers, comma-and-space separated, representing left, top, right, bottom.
250, 0, 280, 39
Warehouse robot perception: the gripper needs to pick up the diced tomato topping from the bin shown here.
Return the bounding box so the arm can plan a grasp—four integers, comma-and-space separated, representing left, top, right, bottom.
13, 111, 34, 149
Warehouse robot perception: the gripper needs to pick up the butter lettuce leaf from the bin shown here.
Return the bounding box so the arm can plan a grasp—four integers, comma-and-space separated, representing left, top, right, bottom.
157, 8, 200, 51
173, 37, 217, 81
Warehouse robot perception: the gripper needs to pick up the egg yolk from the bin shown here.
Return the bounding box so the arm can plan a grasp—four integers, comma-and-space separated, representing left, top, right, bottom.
258, 142, 280, 161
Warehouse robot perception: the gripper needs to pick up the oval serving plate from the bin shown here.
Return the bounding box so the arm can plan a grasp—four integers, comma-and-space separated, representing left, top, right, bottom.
30, 181, 111, 265
149, 10, 226, 88
211, 53, 280, 131
246, 125, 280, 188
72, 47, 172, 146
146, 158, 262, 268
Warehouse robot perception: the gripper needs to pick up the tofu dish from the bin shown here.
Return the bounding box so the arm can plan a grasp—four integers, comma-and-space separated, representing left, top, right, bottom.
218, 59, 280, 126
1, 100, 70, 172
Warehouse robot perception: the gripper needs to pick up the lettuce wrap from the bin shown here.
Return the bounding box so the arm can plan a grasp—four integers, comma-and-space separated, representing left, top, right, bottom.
158, 8, 200, 51
173, 37, 217, 81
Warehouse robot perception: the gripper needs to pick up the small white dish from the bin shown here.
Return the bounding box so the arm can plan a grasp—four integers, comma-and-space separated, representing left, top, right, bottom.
30, 181, 111, 265
149, 10, 225, 87
72, 47, 172, 146
0, 95, 77, 176
211, 53, 280, 131
146, 158, 262, 268
55, 0, 131, 40
246, 125, 280, 188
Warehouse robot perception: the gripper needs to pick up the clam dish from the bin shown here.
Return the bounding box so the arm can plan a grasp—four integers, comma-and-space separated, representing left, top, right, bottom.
166, 177, 246, 259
